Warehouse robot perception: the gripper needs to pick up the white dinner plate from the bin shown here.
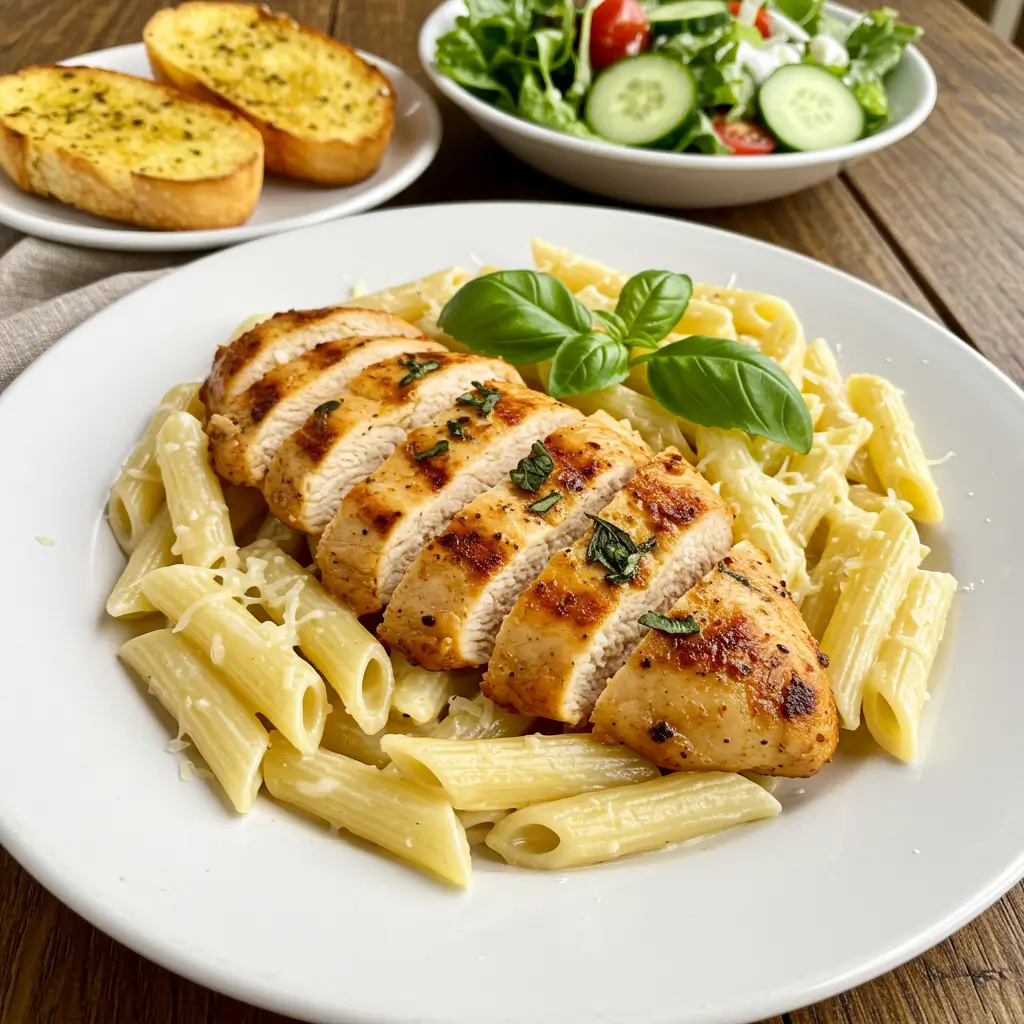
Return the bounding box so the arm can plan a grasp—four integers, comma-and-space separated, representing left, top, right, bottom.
1, 202, 1022, 1024
0, 43, 441, 252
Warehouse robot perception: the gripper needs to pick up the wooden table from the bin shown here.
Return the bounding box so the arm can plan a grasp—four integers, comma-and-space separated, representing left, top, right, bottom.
1, 0, 1023, 1021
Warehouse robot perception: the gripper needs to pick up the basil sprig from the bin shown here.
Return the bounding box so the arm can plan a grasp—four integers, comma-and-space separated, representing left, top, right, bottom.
413, 439, 449, 461
510, 441, 554, 492
438, 270, 812, 453
527, 491, 562, 514
585, 514, 656, 585
398, 356, 441, 386
638, 611, 701, 635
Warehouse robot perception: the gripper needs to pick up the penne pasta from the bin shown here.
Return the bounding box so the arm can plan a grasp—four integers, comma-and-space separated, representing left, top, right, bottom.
119, 629, 268, 813
105, 504, 177, 618
750, 393, 825, 477
820, 504, 923, 730
486, 771, 781, 870
532, 238, 627, 298
319, 706, 420, 768
783, 419, 873, 548
419, 694, 535, 742
863, 570, 957, 761
848, 374, 943, 523
389, 651, 480, 726
255, 513, 308, 561
695, 426, 810, 599
263, 734, 472, 887
141, 564, 327, 753
345, 266, 473, 323
242, 540, 394, 733
222, 483, 268, 547
108, 381, 204, 553
227, 312, 272, 344
157, 411, 238, 570
848, 484, 913, 516
457, 808, 510, 846
380, 734, 660, 811
802, 338, 857, 430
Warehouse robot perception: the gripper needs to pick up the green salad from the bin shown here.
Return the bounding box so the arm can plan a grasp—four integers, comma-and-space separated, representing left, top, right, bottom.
435, 0, 923, 154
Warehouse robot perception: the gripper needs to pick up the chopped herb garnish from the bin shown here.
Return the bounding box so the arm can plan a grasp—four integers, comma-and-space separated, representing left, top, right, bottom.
313, 399, 341, 419
638, 611, 700, 635
447, 419, 467, 440
456, 380, 502, 416
717, 565, 752, 587
397, 356, 441, 387
585, 514, 656, 585
509, 441, 554, 492
413, 439, 449, 461
527, 491, 562, 514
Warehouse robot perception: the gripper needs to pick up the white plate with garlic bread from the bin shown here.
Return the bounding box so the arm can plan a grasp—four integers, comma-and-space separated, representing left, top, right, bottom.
0, 7, 439, 251
2, 202, 1024, 1024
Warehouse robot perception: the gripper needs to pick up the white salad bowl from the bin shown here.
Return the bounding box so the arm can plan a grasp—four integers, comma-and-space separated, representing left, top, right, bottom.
418, 1, 937, 208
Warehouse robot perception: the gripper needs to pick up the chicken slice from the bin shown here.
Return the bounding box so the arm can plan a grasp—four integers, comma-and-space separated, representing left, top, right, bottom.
263, 352, 523, 534
380, 413, 652, 670
207, 337, 445, 486
591, 540, 838, 777
203, 306, 425, 413
482, 449, 733, 725
317, 381, 582, 616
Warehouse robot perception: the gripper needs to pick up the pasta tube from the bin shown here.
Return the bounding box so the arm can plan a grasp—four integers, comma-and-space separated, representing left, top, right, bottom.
783, 419, 873, 548
457, 809, 510, 846
256, 513, 309, 561
243, 540, 393, 734
141, 564, 327, 753
419, 694, 534, 741
696, 427, 810, 599
120, 629, 268, 813
157, 411, 238, 570
863, 570, 957, 761
263, 735, 472, 887
848, 374, 943, 523
486, 772, 780, 870
390, 651, 479, 726
108, 382, 203, 553
345, 266, 473, 323
799, 502, 876, 638
319, 707, 420, 768
820, 505, 923, 730
105, 504, 176, 618
380, 734, 659, 811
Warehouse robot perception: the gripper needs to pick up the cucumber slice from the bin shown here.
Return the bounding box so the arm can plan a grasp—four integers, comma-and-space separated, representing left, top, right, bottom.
758, 64, 865, 151
647, 0, 730, 35
586, 54, 697, 147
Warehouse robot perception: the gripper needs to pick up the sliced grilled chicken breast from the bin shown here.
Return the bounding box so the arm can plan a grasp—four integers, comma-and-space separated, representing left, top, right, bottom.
263, 352, 523, 533
591, 541, 838, 777
317, 381, 582, 616
482, 449, 733, 725
203, 305, 425, 413
380, 413, 652, 670
207, 337, 445, 486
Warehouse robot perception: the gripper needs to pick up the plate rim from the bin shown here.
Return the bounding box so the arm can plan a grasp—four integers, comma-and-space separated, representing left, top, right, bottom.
0, 42, 442, 253
2, 200, 1023, 1024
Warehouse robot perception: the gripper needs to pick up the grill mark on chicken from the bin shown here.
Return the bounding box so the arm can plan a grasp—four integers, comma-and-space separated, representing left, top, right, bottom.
247, 380, 281, 424
436, 527, 509, 578
781, 675, 817, 719
410, 442, 452, 491
294, 408, 342, 461
528, 574, 611, 628
631, 473, 707, 531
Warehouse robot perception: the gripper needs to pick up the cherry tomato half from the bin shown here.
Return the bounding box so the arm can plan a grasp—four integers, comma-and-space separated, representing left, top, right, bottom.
590, 0, 651, 72
729, 2, 772, 37
713, 118, 777, 155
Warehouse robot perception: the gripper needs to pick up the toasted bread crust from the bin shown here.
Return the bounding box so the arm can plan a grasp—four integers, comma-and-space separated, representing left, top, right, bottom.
0, 65, 263, 230
144, 3, 396, 185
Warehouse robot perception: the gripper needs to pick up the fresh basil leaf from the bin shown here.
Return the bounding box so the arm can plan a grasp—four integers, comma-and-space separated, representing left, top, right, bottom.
413, 439, 449, 461
509, 440, 554, 492
527, 490, 563, 514
614, 271, 693, 345
547, 331, 630, 398
456, 381, 503, 416
641, 336, 813, 453
592, 309, 627, 342
447, 418, 469, 440
313, 399, 341, 418
585, 514, 656, 585
438, 271, 593, 364
398, 357, 441, 386
638, 610, 701, 635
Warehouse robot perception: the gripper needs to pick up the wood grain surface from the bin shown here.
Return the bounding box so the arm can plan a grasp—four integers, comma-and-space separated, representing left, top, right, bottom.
1, 1, 1022, 1022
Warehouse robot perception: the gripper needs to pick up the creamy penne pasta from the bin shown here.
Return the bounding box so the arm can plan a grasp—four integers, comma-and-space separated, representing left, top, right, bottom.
106, 504, 177, 618
380, 734, 659, 811
389, 651, 481, 725
486, 772, 780, 870
120, 629, 268, 813
108, 381, 204, 553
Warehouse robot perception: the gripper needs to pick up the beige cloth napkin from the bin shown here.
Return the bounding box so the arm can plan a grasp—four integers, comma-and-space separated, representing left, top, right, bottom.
0, 235, 187, 393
